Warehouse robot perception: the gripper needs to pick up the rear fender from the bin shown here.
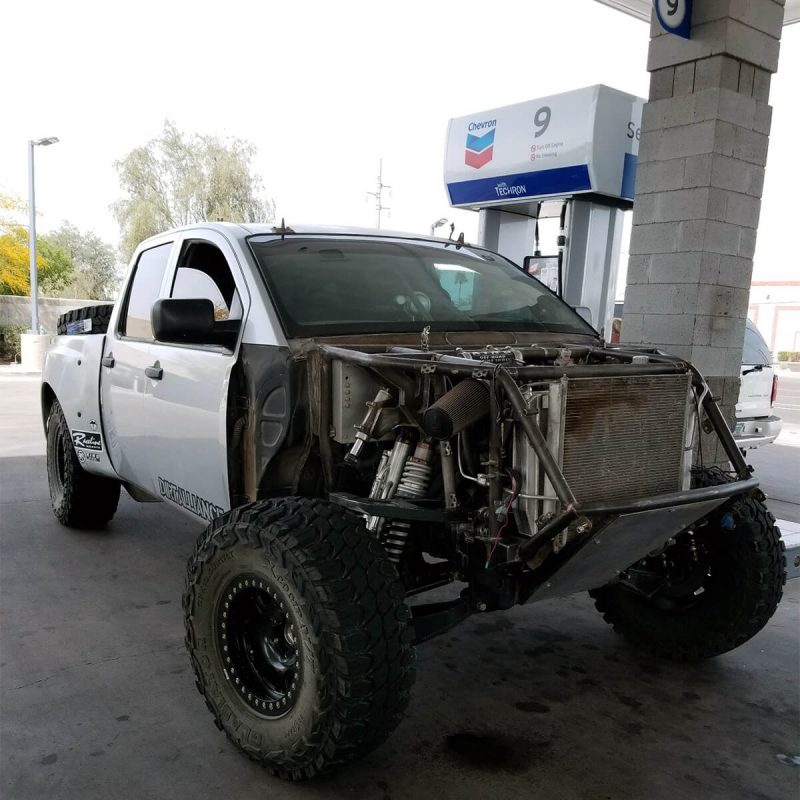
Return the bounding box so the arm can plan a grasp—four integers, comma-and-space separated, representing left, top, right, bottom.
42, 335, 119, 480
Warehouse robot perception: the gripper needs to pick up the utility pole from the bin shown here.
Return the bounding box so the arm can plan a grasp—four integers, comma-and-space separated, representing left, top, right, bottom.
367, 159, 390, 229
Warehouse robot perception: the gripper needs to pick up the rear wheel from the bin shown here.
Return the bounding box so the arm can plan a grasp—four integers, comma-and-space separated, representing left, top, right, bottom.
183, 497, 416, 780
590, 468, 786, 661
46, 400, 120, 527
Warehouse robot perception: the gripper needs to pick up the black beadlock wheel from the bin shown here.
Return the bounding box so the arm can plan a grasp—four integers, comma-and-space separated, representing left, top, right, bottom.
590, 467, 786, 661
56, 304, 114, 336
183, 497, 416, 781
46, 399, 120, 528
219, 574, 300, 717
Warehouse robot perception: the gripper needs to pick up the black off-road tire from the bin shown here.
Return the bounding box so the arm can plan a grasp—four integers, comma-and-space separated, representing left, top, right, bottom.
183, 497, 416, 780
590, 467, 786, 661
56, 304, 114, 336
46, 400, 120, 527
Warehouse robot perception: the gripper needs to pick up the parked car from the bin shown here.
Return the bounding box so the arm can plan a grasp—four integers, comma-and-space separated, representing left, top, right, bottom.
735, 319, 783, 448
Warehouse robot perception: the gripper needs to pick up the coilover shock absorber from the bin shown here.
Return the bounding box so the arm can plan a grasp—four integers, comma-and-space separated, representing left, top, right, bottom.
383, 440, 434, 563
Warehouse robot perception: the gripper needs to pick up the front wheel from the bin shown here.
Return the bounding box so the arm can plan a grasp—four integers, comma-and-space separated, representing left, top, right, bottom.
590, 469, 786, 661
183, 497, 416, 780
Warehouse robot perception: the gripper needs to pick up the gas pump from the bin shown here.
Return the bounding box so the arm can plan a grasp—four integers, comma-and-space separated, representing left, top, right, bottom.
444, 85, 643, 339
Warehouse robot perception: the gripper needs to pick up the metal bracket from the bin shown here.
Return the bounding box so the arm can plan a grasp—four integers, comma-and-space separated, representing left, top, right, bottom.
329, 491, 466, 522
411, 596, 471, 643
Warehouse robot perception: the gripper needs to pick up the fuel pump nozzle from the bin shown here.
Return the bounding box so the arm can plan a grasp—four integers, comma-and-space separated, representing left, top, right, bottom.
556, 200, 569, 297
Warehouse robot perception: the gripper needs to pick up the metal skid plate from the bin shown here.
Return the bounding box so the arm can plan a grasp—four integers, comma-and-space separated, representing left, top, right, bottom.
527, 498, 727, 603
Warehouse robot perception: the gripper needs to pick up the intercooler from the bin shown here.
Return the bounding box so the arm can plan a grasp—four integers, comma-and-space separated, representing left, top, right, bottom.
560, 374, 693, 506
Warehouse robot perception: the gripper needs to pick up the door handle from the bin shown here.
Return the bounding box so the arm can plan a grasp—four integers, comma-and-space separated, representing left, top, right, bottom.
102, 353, 115, 368
145, 361, 163, 380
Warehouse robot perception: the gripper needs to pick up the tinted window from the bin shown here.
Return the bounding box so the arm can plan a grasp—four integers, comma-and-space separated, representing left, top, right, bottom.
743, 319, 772, 365
121, 243, 172, 339
171, 241, 242, 321
248, 237, 596, 338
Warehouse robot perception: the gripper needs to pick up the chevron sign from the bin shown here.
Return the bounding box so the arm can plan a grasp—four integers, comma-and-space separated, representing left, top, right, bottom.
464, 121, 496, 169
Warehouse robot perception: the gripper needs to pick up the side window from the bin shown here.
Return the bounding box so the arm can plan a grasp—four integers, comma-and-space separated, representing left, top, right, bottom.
743, 320, 772, 365
121, 243, 172, 339
170, 241, 242, 322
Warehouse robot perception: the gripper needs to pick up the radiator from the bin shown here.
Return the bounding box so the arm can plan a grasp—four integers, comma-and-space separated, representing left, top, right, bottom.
560, 374, 692, 506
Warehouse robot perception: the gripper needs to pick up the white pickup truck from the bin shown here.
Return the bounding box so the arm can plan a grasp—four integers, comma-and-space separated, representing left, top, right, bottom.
41, 223, 786, 780
735, 319, 782, 447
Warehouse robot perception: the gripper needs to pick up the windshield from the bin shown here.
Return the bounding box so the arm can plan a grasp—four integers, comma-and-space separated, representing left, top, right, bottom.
248, 236, 597, 338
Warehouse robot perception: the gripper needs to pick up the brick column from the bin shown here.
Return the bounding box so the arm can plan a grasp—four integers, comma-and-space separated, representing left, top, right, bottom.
623, 0, 785, 462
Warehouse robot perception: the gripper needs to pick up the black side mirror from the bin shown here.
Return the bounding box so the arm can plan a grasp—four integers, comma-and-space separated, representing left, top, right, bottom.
151, 298, 216, 344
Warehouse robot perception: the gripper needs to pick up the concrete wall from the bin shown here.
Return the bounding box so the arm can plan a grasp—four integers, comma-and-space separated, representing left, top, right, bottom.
0, 296, 112, 334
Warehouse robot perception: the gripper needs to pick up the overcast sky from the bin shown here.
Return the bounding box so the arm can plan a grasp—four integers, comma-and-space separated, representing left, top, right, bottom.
1, 0, 797, 293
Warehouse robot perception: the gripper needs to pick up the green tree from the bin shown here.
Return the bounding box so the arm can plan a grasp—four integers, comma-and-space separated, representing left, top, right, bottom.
37, 239, 75, 294
112, 121, 275, 261
0, 193, 76, 296
43, 223, 119, 299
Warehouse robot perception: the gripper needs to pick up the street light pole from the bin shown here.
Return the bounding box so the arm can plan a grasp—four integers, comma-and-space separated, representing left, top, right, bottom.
430, 217, 449, 237
27, 136, 58, 333
27, 141, 38, 333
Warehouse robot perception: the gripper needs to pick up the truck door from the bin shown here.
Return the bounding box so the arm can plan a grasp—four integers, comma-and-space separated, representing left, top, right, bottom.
143, 232, 248, 523
101, 241, 174, 488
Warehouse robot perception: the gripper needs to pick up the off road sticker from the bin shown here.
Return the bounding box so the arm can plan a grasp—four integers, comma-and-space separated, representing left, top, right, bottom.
66, 319, 92, 335
158, 477, 224, 522
77, 450, 101, 465
71, 430, 103, 451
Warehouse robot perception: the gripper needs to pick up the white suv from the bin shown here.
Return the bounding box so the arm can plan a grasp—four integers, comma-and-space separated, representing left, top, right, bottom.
735, 319, 782, 448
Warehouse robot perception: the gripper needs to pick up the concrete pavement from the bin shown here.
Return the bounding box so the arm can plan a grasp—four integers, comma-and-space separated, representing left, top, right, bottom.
1, 375, 798, 800
749, 371, 800, 524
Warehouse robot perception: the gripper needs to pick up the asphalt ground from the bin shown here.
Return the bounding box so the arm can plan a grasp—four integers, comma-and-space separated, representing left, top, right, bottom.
1, 375, 798, 800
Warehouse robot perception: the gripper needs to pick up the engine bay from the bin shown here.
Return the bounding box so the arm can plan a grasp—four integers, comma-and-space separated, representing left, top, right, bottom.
308, 339, 756, 623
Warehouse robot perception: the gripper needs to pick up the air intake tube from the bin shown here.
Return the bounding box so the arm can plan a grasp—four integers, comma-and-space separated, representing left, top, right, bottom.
421, 379, 490, 440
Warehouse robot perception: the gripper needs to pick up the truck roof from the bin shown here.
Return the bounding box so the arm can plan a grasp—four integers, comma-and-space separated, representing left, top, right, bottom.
143, 221, 451, 245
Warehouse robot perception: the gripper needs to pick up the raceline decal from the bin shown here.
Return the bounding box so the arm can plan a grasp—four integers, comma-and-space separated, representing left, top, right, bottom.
158, 477, 224, 522
71, 430, 103, 451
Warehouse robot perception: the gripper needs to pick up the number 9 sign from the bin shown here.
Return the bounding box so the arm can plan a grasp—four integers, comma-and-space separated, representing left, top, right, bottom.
654, 0, 692, 39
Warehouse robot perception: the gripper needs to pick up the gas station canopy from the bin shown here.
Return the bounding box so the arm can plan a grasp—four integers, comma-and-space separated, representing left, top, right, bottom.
595, 0, 799, 25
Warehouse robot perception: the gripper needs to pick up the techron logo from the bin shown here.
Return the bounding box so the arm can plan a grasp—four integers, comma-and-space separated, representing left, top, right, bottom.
494, 181, 526, 198
465, 119, 496, 169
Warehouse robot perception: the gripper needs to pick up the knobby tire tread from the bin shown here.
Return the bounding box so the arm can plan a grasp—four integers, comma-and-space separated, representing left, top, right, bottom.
183, 496, 416, 780
590, 467, 786, 661
56, 304, 114, 336
46, 400, 120, 527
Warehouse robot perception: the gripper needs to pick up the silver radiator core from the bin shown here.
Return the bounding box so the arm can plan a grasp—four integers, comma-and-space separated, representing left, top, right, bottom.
560, 374, 692, 506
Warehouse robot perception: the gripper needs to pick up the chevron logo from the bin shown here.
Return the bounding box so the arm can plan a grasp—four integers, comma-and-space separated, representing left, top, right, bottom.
465, 127, 495, 169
